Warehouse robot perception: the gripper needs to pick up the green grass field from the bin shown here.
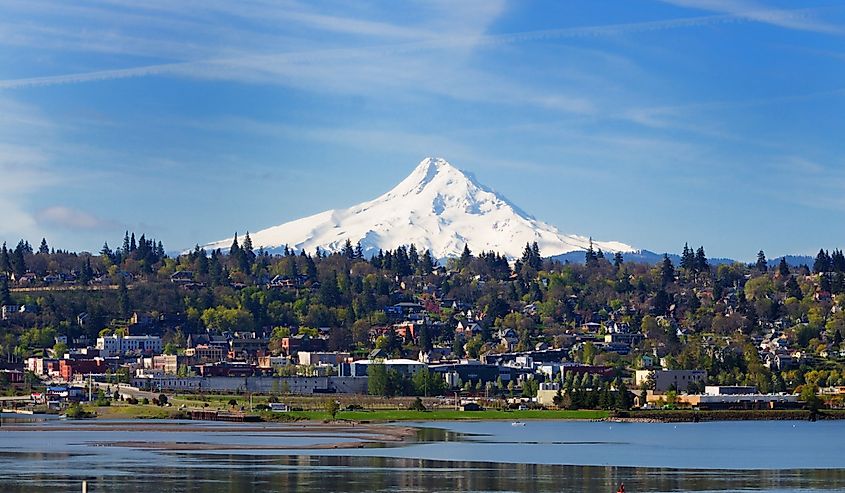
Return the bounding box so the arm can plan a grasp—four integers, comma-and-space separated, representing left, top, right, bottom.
277, 409, 610, 422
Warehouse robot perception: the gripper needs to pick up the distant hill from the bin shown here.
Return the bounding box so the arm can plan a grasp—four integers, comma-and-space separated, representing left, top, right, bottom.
549, 249, 736, 266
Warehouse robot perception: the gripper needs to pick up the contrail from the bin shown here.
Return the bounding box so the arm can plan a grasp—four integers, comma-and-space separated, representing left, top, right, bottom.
0, 9, 817, 90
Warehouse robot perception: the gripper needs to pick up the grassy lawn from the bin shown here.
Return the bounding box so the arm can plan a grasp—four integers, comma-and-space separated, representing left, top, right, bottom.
279, 409, 610, 422
85, 402, 183, 419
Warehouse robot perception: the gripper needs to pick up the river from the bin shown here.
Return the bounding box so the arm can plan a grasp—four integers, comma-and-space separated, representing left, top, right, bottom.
2, 416, 844, 492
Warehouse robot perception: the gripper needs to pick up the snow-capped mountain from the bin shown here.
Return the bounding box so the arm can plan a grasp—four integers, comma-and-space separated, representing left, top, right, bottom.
202, 157, 635, 259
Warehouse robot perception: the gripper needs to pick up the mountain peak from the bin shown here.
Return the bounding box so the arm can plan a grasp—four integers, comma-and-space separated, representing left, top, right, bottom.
202, 157, 635, 259
392, 157, 467, 197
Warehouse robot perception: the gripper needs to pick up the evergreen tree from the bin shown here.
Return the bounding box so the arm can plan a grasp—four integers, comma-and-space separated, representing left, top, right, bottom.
38, 238, 49, 255
613, 251, 624, 270
756, 250, 767, 272
459, 244, 472, 268
229, 233, 240, 257
661, 254, 675, 286
778, 257, 790, 277
242, 232, 255, 265
681, 243, 695, 271
11, 242, 26, 278
354, 241, 364, 260
122, 231, 131, 255
820, 273, 832, 293
420, 250, 435, 275
318, 271, 342, 306
79, 258, 94, 285
304, 253, 317, 280
694, 246, 709, 273
833, 249, 845, 272
129, 232, 137, 252
521, 243, 533, 267
0, 277, 11, 305
786, 276, 804, 300
342, 239, 354, 260
814, 249, 831, 274
408, 244, 419, 271
0, 243, 10, 275
585, 239, 598, 266
100, 242, 114, 263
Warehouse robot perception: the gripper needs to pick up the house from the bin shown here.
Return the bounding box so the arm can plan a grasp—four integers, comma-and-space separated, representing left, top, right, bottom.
1, 304, 20, 321
418, 347, 453, 363
269, 275, 298, 289
496, 328, 519, 348
455, 321, 483, 339
14, 272, 37, 285
392, 321, 423, 342
43, 274, 63, 284
605, 332, 643, 345
170, 271, 194, 284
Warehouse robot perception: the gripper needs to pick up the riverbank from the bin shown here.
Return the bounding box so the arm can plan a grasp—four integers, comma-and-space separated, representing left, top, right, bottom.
46, 402, 611, 422
613, 409, 845, 422
0, 419, 418, 450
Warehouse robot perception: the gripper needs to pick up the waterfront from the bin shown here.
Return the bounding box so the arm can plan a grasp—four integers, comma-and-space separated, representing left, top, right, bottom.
2, 418, 845, 492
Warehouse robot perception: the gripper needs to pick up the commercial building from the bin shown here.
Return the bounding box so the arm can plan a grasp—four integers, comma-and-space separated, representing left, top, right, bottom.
635, 369, 707, 392
96, 335, 162, 356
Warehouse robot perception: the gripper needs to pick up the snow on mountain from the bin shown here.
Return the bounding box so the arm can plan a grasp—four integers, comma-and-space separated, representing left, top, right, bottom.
202, 157, 635, 259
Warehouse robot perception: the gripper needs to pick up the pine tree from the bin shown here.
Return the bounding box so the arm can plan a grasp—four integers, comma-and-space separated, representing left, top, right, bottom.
129, 233, 137, 252
242, 232, 255, 265
229, 233, 240, 257
0, 243, 10, 275
521, 243, 532, 264
304, 253, 317, 279
38, 238, 49, 254
460, 244, 472, 268
79, 258, 94, 285
420, 250, 435, 275
778, 257, 790, 277
661, 254, 675, 286
786, 276, 804, 300
694, 246, 709, 273
756, 250, 767, 272
12, 242, 27, 278
337, 239, 351, 259
680, 243, 695, 271
408, 244, 419, 271
122, 231, 131, 255
354, 242, 364, 260
814, 249, 831, 274
100, 242, 114, 263
585, 238, 598, 266
613, 251, 624, 270
0, 277, 11, 305
531, 242, 541, 268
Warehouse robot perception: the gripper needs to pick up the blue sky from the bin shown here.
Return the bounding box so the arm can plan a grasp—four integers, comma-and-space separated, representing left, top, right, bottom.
2, 0, 845, 260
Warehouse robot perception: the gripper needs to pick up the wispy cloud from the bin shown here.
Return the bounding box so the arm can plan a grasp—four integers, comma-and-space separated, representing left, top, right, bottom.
0, 8, 800, 91
659, 0, 843, 34
34, 206, 117, 230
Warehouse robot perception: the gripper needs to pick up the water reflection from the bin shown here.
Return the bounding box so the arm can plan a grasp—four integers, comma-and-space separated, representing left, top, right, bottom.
4, 453, 845, 493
